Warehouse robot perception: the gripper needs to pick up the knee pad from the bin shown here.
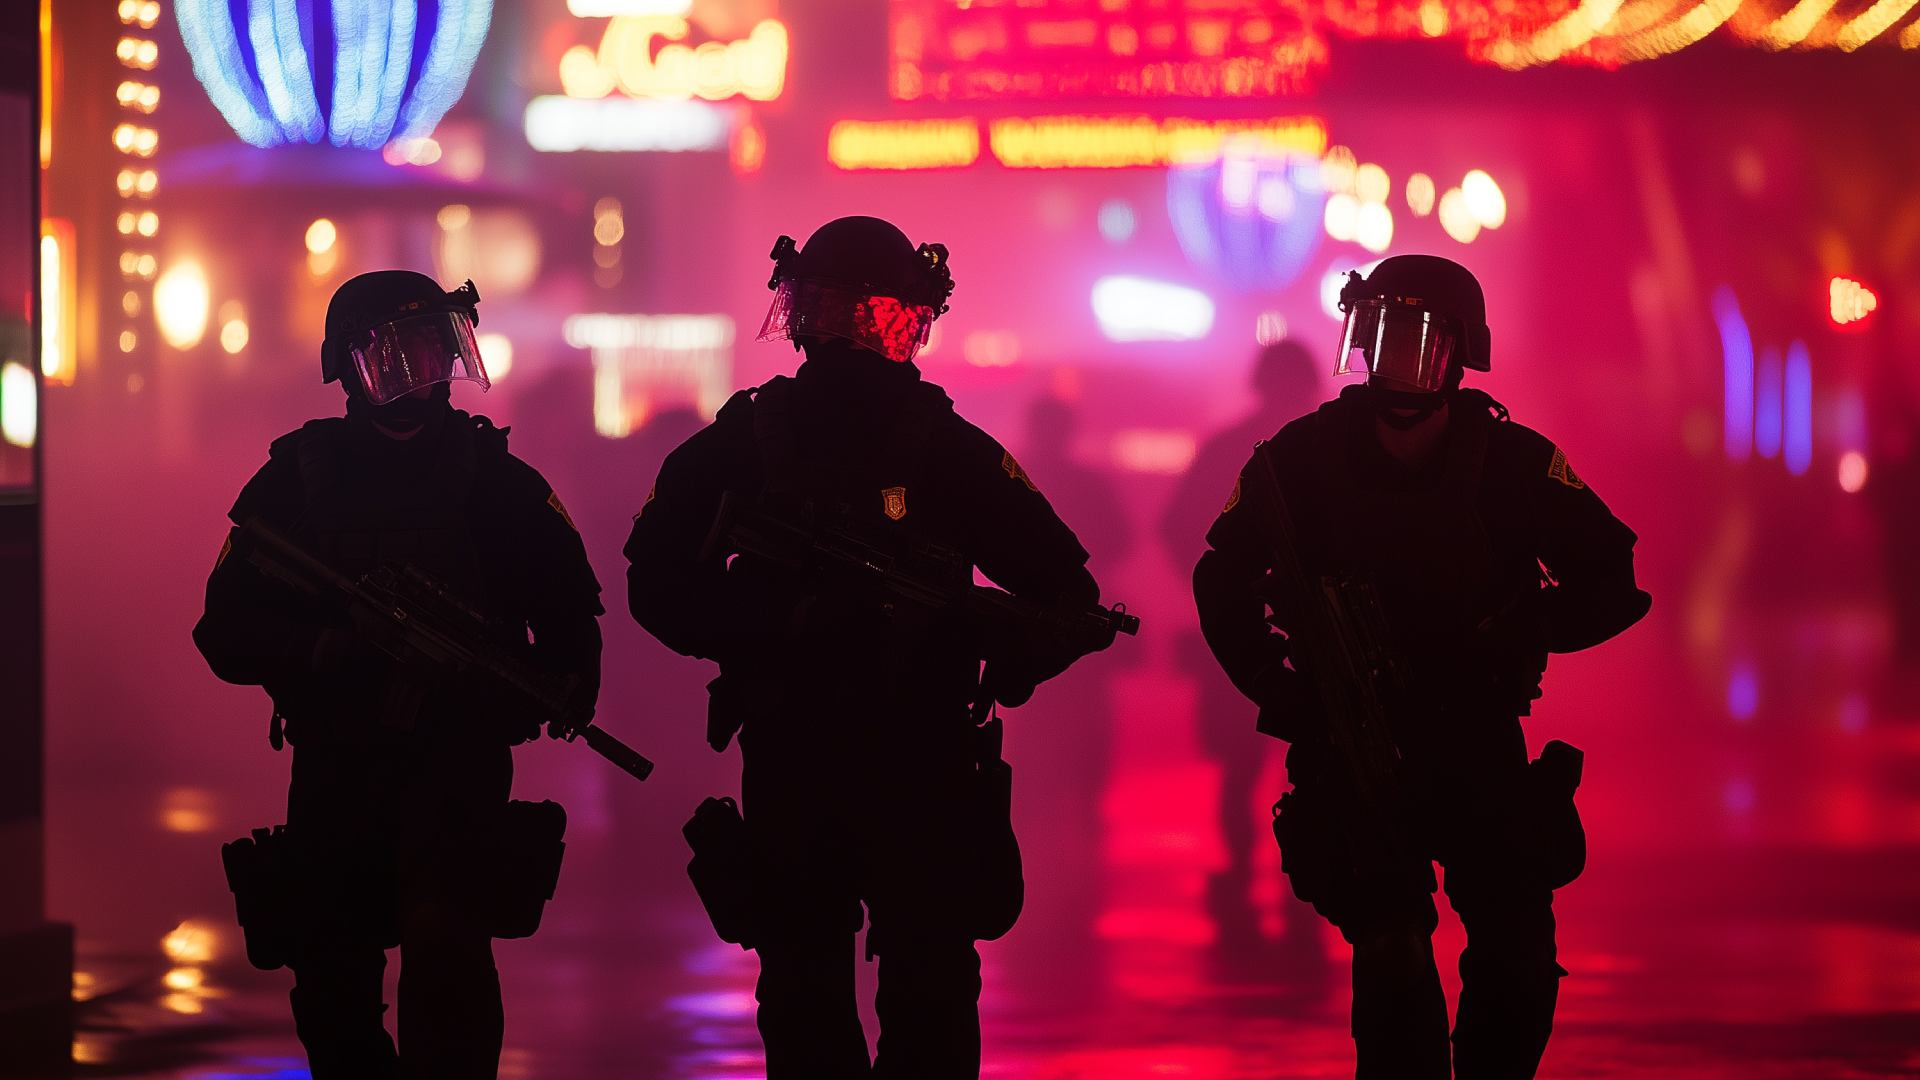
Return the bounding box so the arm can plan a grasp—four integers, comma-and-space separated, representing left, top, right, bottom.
1461, 936, 1563, 987
1354, 928, 1434, 973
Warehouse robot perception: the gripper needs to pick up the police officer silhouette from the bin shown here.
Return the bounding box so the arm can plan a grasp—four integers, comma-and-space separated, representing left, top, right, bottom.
194, 271, 602, 1079
1193, 255, 1650, 1079
626, 217, 1114, 1078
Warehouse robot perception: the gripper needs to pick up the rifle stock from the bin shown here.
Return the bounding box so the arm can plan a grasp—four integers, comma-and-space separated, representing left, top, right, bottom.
705, 492, 1140, 652
236, 518, 655, 782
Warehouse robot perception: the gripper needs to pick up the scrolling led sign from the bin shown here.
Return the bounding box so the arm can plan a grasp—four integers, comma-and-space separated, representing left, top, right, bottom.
889, 0, 1328, 102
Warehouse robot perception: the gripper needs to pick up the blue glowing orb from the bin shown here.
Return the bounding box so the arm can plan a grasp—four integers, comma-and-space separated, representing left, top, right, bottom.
175, 0, 494, 149
1167, 151, 1325, 293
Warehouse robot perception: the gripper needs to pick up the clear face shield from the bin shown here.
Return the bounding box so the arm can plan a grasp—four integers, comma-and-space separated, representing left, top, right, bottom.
757, 278, 939, 365
1335, 299, 1462, 394
346, 310, 489, 405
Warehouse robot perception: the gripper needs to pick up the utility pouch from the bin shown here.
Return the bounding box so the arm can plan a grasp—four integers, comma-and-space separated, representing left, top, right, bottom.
968, 717, 1024, 942
487, 799, 568, 939
221, 825, 297, 971
1527, 739, 1586, 890
684, 796, 757, 948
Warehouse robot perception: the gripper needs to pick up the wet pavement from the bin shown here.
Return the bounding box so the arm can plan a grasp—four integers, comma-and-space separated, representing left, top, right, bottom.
48, 604, 1920, 1079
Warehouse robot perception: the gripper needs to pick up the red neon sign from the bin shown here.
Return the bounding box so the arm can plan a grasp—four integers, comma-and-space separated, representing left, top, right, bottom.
889, 0, 1329, 102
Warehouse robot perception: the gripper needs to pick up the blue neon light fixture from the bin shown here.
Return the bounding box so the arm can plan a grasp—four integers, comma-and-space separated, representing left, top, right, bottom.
175, 0, 493, 149
1167, 151, 1325, 292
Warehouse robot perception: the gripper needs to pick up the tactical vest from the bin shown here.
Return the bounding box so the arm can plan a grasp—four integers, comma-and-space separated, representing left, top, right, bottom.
287, 415, 499, 606
1287, 390, 1537, 721
747, 375, 949, 526
738, 375, 978, 698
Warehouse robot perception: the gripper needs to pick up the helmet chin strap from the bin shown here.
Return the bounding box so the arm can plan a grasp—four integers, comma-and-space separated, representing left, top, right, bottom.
345, 382, 452, 438
1362, 383, 1449, 429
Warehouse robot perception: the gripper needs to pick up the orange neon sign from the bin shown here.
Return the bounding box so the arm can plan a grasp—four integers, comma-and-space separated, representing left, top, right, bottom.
827, 115, 1328, 172
559, 15, 789, 102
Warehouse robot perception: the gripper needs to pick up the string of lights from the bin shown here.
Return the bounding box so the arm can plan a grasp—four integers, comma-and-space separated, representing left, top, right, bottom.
114, 0, 163, 360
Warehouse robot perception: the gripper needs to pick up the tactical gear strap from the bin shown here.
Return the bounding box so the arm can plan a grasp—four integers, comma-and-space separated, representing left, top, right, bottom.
749, 379, 803, 498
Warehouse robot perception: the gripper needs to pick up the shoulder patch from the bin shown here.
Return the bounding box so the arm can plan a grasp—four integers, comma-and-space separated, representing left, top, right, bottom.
547, 490, 580, 531
1001, 450, 1040, 492
882, 485, 908, 521
1547, 447, 1586, 490
1221, 475, 1243, 514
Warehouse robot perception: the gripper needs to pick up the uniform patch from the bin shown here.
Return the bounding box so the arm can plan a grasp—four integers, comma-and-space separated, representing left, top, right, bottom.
1547, 447, 1586, 490
882, 485, 908, 521
1221, 476, 1243, 514
1001, 451, 1039, 492
547, 490, 580, 531
215, 531, 233, 569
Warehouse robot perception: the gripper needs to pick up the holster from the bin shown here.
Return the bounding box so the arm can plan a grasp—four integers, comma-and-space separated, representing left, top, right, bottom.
967, 717, 1024, 942
484, 799, 568, 939
684, 796, 757, 949
221, 825, 298, 971
1526, 739, 1586, 889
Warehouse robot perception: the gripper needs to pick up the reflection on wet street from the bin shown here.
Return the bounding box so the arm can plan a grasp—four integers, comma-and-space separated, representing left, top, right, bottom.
51, 605, 1920, 1078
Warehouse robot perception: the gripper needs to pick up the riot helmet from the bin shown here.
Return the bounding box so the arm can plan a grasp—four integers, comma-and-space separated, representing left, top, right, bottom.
1334, 255, 1491, 395
322, 271, 489, 405
757, 216, 954, 364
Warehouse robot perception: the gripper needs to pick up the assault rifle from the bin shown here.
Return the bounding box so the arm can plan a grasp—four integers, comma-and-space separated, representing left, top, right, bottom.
1245, 441, 1415, 874
700, 491, 1140, 657
235, 517, 655, 782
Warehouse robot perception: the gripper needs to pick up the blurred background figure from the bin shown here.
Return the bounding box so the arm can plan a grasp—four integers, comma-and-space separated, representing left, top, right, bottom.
1159, 339, 1320, 945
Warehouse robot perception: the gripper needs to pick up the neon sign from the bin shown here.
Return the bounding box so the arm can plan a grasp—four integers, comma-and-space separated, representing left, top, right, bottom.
828, 119, 981, 170
558, 15, 789, 102
890, 0, 1328, 102
827, 115, 1326, 172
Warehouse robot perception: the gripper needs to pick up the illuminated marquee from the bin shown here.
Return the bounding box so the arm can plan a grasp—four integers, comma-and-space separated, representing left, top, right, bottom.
828, 115, 1327, 172
889, 0, 1329, 102
828, 119, 981, 170
991, 115, 1327, 169
557, 15, 788, 102
532, 2, 787, 153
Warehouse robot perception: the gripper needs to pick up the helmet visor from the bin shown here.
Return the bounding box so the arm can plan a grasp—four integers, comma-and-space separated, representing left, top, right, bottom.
348, 311, 489, 405
1335, 300, 1460, 393
757, 278, 938, 364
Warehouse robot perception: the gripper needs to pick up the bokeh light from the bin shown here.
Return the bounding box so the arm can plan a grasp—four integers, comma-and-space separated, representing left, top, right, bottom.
153, 260, 210, 350
304, 218, 337, 255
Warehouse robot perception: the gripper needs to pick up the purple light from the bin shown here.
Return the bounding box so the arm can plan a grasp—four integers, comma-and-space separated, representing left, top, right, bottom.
1784, 340, 1812, 477
1754, 346, 1782, 460
1714, 286, 1753, 463
1727, 662, 1759, 722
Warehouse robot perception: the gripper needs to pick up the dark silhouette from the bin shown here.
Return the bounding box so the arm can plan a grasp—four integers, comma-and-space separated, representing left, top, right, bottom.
625, 217, 1121, 1078
1192, 255, 1651, 1079
1160, 340, 1321, 946
193, 271, 605, 1080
